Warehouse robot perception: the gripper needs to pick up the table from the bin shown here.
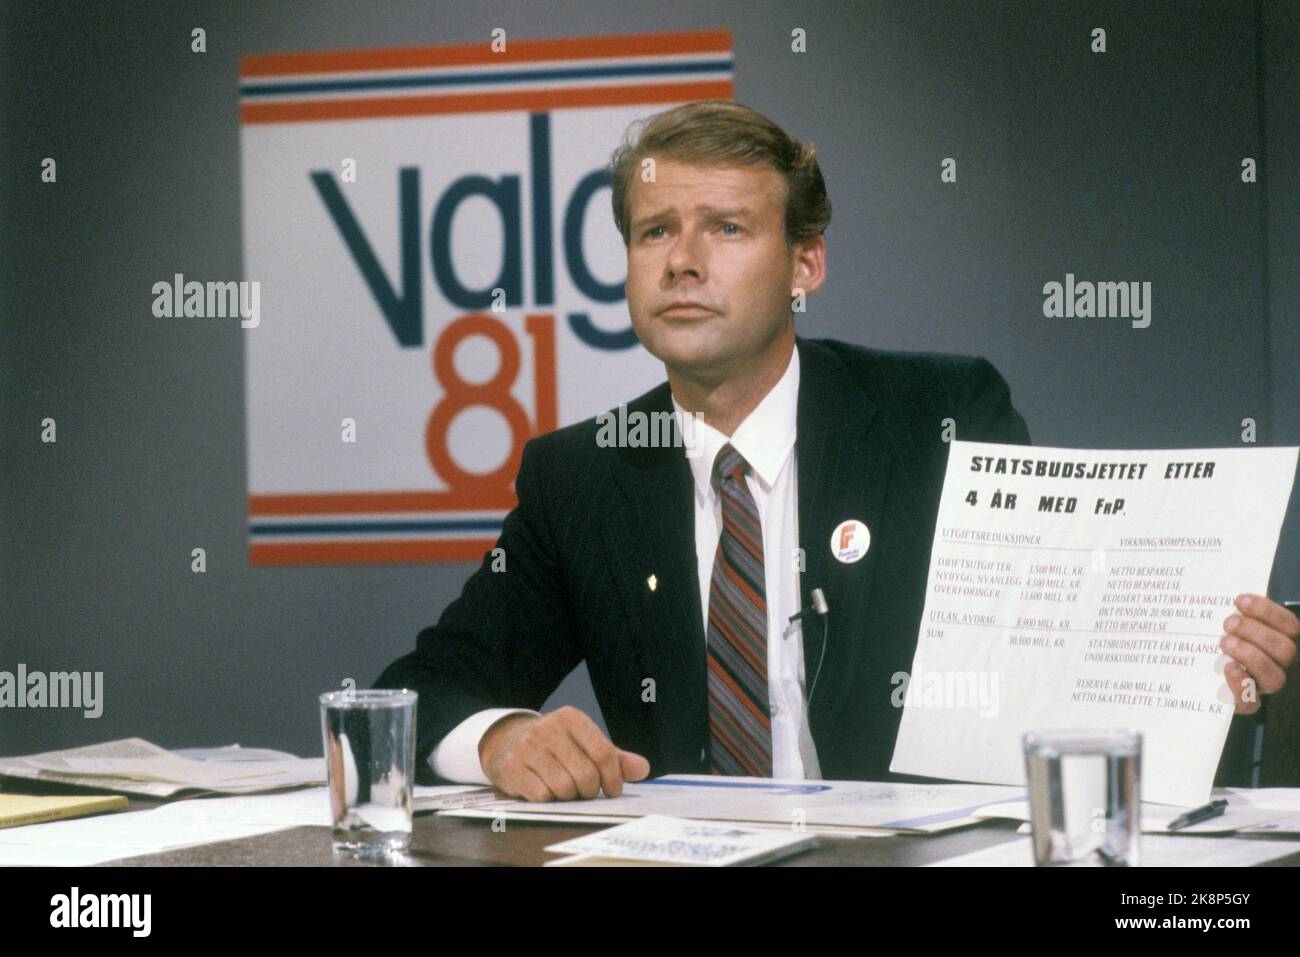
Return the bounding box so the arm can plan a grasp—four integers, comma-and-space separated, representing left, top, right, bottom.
8, 780, 1298, 867
83, 791, 1300, 867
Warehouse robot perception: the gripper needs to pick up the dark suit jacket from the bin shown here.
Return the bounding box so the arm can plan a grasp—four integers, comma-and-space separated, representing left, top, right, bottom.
376, 336, 1261, 786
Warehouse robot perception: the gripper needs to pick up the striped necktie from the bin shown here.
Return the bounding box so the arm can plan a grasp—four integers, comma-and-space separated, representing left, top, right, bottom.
706, 443, 773, 777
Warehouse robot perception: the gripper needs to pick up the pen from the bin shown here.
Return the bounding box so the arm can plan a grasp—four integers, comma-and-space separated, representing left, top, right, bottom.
1166, 798, 1228, 831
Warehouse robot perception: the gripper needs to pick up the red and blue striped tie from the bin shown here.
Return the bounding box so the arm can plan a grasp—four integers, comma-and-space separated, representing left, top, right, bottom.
706, 443, 773, 777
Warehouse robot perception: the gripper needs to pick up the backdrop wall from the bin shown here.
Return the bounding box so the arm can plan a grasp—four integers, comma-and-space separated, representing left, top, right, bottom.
3, 0, 1296, 760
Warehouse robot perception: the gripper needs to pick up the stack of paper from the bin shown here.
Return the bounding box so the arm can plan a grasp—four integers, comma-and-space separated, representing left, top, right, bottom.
0, 738, 324, 797
438, 775, 1026, 835
543, 815, 818, 866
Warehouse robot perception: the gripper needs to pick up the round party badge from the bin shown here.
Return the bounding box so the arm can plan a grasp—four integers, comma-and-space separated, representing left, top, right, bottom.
831, 519, 870, 564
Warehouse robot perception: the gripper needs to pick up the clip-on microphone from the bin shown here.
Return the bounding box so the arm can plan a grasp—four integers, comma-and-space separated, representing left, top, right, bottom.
788, 587, 830, 709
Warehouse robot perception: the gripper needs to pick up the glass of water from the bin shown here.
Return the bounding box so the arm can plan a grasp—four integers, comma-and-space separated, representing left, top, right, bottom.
1022, 729, 1141, 866
319, 689, 417, 859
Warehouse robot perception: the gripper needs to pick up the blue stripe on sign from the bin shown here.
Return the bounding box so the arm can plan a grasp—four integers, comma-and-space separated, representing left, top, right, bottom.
250, 519, 504, 536
240, 59, 734, 97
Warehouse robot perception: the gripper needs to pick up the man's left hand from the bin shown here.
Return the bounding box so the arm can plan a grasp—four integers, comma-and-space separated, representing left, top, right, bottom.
1222, 593, 1299, 715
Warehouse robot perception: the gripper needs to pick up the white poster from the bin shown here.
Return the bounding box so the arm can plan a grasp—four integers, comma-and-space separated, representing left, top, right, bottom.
890, 441, 1298, 806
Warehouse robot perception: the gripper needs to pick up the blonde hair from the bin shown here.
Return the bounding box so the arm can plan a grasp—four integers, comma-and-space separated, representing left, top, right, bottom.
608, 100, 831, 248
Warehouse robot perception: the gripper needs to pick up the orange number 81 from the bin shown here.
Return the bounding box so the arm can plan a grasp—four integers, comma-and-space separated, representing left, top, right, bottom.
425, 313, 557, 495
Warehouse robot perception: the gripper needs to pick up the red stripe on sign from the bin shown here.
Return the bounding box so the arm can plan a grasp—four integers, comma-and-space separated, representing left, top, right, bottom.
240, 80, 735, 124
240, 30, 732, 77
249, 539, 497, 565
248, 489, 517, 515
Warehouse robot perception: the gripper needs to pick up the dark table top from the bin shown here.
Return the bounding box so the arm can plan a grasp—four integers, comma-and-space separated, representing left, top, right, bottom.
94, 790, 1300, 867
9, 781, 1299, 867
98, 810, 1034, 867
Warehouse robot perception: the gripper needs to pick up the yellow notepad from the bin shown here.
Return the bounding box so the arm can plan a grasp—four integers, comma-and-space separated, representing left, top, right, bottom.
0, 793, 129, 829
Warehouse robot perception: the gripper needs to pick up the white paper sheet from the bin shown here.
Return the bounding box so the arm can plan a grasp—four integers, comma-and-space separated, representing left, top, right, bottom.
441, 806, 894, 837
0, 783, 495, 866
543, 814, 818, 866
0, 807, 299, 866
971, 787, 1294, 834
0, 738, 325, 795
1223, 787, 1300, 811
928, 834, 1300, 867
437, 775, 1024, 832
173, 744, 301, 762
891, 442, 1298, 806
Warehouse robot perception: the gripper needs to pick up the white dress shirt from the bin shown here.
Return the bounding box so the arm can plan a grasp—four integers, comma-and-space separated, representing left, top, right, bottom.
429, 345, 821, 783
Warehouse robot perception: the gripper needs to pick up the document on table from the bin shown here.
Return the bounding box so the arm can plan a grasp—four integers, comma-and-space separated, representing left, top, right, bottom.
0, 738, 325, 796
438, 775, 1025, 833
0, 806, 303, 866
543, 815, 818, 866
890, 441, 1298, 807
0, 784, 488, 866
928, 834, 1300, 867
970, 787, 1298, 834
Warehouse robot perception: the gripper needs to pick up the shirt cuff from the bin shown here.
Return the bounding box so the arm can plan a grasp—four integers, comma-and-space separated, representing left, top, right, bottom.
428, 707, 542, 784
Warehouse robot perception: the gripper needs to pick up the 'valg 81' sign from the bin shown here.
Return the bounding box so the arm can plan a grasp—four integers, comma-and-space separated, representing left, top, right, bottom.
239, 30, 733, 564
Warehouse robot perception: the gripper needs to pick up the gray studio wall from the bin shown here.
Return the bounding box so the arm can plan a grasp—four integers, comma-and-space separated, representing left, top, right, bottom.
3, 0, 1296, 757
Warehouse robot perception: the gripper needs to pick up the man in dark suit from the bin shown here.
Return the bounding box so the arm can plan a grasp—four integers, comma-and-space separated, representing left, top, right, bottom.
376, 101, 1295, 802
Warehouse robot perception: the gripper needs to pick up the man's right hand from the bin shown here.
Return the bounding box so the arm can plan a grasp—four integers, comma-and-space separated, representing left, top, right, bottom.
477, 705, 651, 802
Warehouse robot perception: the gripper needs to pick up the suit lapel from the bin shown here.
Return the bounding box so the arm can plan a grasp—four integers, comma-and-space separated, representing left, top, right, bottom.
604, 385, 707, 771
794, 338, 893, 744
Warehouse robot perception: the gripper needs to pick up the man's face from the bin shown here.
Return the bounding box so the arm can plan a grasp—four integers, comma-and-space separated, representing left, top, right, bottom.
624, 158, 817, 382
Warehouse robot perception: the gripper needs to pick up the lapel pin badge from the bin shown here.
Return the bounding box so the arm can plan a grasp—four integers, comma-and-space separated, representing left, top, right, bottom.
647, 574, 658, 592
831, 519, 870, 564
